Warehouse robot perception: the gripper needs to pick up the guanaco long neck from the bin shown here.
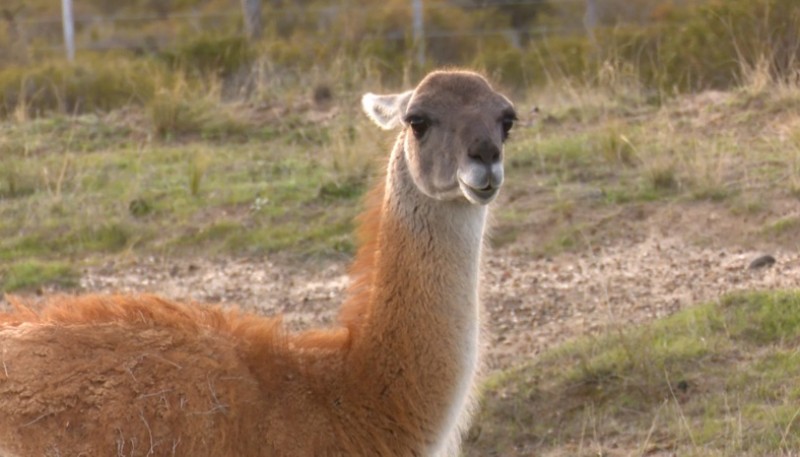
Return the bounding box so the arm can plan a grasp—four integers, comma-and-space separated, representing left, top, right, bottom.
345, 136, 487, 452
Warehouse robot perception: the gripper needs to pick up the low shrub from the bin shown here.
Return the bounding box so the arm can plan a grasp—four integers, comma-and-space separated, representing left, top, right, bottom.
161, 34, 255, 78
0, 55, 161, 117
598, 0, 800, 92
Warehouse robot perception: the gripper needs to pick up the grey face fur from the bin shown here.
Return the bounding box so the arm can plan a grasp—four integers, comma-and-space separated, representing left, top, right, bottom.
361, 70, 516, 205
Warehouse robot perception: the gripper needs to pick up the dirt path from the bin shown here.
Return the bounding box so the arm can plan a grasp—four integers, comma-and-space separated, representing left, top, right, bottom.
68, 235, 800, 372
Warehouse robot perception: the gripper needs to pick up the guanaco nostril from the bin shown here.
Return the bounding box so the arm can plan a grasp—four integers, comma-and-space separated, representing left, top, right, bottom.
468, 141, 501, 165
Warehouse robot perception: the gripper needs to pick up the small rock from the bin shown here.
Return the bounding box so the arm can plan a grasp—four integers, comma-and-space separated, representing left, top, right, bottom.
748, 254, 776, 270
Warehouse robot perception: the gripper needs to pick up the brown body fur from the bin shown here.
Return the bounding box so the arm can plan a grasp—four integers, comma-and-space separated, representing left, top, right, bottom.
0, 70, 515, 457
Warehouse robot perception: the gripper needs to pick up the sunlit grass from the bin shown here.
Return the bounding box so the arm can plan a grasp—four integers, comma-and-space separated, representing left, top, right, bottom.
468, 291, 800, 457
0, 106, 380, 294
1, 260, 80, 292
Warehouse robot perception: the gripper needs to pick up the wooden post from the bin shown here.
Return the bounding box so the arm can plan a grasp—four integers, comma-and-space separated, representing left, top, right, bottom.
412, 0, 424, 67
583, 0, 599, 51
61, 0, 75, 62
2, 8, 29, 63
240, 0, 263, 40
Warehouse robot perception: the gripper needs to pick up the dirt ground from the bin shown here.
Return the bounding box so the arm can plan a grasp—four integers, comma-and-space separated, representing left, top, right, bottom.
61, 200, 800, 373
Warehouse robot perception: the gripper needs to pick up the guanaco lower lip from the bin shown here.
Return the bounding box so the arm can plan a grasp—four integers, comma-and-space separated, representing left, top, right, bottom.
458, 178, 499, 205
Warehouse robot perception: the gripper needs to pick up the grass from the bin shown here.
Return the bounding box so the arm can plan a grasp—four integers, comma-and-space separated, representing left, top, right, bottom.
467, 291, 800, 456
0, 4, 798, 293
764, 215, 800, 237
0, 41, 798, 457
2, 66, 799, 288
0, 99, 380, 294
1, 260, 80, 292
494, 69, 800, 256
0, 2, 798, 453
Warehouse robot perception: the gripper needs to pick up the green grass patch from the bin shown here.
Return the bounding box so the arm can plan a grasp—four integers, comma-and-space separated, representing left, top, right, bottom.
220, 216, 355, 256
0, 114, 135, 156
160, 34, 254, 79
531, 134, 594, 176
763, 215, 800, 237
1, 260, 80, 292
0, 110, 374, 263
467, 290, 800, 456
317, 175, 368, 201
0, 223, 134, 261
602, 181, 672, 204
0, 56, 160, 117
1, 51, 800, 267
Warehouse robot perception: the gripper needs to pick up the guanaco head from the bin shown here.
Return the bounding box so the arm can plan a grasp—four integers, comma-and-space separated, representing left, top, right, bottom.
362, 70, 516, 205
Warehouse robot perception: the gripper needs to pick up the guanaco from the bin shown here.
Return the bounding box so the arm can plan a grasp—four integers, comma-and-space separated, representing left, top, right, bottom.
0, 69, 516, 457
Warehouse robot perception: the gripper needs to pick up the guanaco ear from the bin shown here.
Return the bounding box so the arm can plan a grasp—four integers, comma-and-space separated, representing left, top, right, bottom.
361, 90, 414, 130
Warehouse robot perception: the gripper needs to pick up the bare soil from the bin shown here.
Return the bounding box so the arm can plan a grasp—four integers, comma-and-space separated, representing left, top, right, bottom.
52, 200, 800, 373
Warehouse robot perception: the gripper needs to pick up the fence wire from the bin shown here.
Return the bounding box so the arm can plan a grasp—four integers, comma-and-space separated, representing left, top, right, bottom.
2, 0, 591, 61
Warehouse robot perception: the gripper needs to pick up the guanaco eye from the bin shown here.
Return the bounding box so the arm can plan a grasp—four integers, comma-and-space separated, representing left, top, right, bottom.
405, 115, 430, 139
501, 116, 515, 141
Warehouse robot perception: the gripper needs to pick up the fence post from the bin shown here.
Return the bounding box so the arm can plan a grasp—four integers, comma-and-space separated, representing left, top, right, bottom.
241, 0, 263, 40
61, 0, 75, 62
2, 8, 29, 63
412, 0, 424, 66
583, 0, 600, 52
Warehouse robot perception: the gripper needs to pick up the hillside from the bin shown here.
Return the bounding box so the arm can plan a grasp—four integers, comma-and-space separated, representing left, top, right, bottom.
1, 0, 800, 454
3, 61, 800, 453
